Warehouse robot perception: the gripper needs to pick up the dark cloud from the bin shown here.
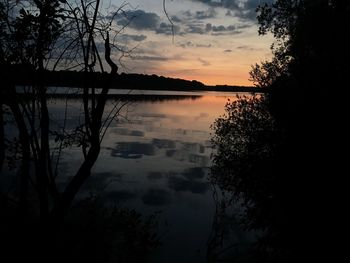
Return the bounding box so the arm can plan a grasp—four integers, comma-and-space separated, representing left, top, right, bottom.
115, 10, 181, 35
212, 25, 226, 32
226, 10, 233, 16
176, 8, 217, 35
186, 22, 244, 35
117, 10, 160, 30
198, 57, 211, 66
212, 30, 242, 36
132, 56, 169, 61
237, 24, 253, 29
210, 24, 238, 33
155, 22, 181, 35
191, 0, 273, 21
186, 23, 206, 34
193, 8, 217, 20
119, 34, 147, 42
224, 49, 232, 52
171, 15, 182, 23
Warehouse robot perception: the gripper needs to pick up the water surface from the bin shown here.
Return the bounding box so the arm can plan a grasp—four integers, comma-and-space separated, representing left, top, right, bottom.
49, 90, 248, 262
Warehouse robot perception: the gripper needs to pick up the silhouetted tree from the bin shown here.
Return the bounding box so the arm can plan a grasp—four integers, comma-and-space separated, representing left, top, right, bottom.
211, 1, 350, 262
1, 1, 145, 261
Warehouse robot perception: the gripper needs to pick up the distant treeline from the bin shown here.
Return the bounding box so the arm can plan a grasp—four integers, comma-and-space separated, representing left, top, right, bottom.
3, 65, 263, 93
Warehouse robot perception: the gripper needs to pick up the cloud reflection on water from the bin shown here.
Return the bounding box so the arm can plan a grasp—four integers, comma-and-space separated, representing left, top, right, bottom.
142, 189, 172, 206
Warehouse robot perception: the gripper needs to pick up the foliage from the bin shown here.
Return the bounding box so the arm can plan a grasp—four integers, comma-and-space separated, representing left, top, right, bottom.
252, 0, 350, 90
0, 0, 63, 66
57, 196, 160, 263
211, 95, 281, 228
249, 57, 288, 88
211, 1, 350, 262
0, 194, 160, 262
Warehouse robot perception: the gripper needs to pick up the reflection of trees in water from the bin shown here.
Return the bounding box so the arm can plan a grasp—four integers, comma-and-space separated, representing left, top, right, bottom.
207, 187, 258, 263
208, 95, 283, 262
47, 93, 203, 102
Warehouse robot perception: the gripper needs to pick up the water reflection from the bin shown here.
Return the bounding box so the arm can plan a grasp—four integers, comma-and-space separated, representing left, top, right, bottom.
44, 92, 242, 262
168, 176, 209, 194
104, 190, 137, 202
147, 172, 163, 180
111, 142, 157, 159
112, 128, 145, 137
85, 92, 234, 262
142, 189, 172, 206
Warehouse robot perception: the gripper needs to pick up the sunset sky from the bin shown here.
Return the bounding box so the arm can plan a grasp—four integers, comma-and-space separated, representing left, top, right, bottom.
107, 0, 274, 86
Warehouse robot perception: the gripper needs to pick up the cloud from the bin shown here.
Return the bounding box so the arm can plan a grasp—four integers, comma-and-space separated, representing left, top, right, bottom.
115, 9, 181, 35
196, 7, 217, 19
185, 22, 242, 35
178, 41, 194, 48
171, 15, 182, 23
186, 23, 206, 34
225, 10, 233, 16
236, 45, 257, 51
196, 43, 212, 48
204, 23, 244, 35
224, 49, 232, 52
178, 41, 212, 49
119, 34, 147, 42
198, 58, 211, 66
191, 0, 273, 21
212, 30, 242, 36
183, 7, 217, 20
237, 24, 253, 29
117, 10, 160, 30
155, 22, 181, 35
132, 56, 170, 61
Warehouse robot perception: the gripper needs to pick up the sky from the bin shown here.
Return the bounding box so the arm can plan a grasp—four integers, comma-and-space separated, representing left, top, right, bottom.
104, 0, 274, 86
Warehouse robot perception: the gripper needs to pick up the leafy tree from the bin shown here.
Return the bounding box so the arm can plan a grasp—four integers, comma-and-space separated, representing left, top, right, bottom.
211, 1, 350, 262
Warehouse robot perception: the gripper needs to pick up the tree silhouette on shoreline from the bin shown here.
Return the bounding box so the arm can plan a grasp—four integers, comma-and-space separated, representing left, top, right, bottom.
1, 1, 159, 261
210, 1, 350, 262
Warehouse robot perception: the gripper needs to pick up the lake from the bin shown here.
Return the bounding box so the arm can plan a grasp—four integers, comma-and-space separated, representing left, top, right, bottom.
16, 89, 254, 262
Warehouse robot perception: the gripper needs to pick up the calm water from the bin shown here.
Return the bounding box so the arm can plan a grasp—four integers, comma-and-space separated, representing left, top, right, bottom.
46, 90, 250, 262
